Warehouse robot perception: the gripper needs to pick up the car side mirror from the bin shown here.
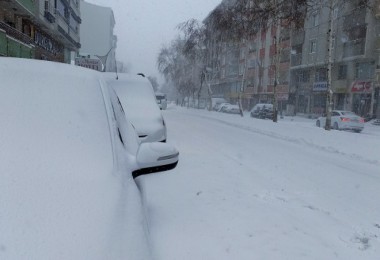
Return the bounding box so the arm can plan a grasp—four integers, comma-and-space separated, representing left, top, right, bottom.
132, 142, 179, 178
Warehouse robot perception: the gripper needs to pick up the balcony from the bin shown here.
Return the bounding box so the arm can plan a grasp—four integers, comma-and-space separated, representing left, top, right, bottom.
343, 39, 365, 58
16, 0, 36, 14
376, 0, 380, 17
58, 26, 81, 49
0, 21, 32, 46
291, 54, 302, 66
291, 30, 304, 46
44, 11, 56, 23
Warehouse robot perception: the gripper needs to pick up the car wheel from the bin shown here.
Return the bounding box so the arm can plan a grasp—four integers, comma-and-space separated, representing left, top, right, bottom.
354, 129, 362, 133
316, 120, 320, 127
333, 122, 339, 130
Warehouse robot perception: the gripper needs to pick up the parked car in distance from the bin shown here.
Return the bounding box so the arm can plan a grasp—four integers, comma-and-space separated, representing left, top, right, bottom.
212, 98, 228, 111
262, 106, 274, 119
0, 58, 179, 260
155, 92, 167, 110
223, 104, 241, 114
250, 103, 273, 119
104, 73, 167, 143
316, 110, 365, 133
218, 103, 231, 112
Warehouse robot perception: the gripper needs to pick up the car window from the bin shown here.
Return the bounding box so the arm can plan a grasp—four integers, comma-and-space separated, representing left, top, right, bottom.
341, 111, 355, 116
108, 87, 139, 155
332, 111, 340, 116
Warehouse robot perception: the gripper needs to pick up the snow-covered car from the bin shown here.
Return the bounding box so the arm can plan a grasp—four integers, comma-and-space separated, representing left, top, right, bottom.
218, 103, 232, 112
104, 73, 167, 143
0, 58, 179, 260
250, 103, 273, 119
155, 93, 167, 110
316, 110, 365, 133
223, 104, 241, 114
212, 98, 228, 111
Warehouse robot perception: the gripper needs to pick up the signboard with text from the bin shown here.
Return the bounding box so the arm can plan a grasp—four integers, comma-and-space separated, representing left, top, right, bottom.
313, 82, 328, 92
351, 81, 372, 93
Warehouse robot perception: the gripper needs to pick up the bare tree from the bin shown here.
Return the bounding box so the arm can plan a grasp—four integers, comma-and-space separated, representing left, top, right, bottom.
178, 19, 217, 110
157, 38, 199, 106
147, 76, 159, 92
206, 0, 314, 120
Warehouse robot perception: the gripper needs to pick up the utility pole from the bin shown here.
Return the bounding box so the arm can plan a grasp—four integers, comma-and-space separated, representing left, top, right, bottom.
238, 57, 247, 117
272, 0, 279, 122
273, 33, 280, 122
325, 0, 335, 130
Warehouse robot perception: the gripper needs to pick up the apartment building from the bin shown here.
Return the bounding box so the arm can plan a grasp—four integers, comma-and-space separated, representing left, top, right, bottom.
290, 0, 380, 118
204, 22, 291, 111
79, 0, 117, 72
0, 0, 81, 63
204, 0, 380, 118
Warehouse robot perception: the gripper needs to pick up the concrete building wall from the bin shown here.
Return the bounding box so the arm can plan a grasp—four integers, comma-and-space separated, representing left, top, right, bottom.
79, 0, 116, 72
290, 0, 380, 118
0, 0, 81, 63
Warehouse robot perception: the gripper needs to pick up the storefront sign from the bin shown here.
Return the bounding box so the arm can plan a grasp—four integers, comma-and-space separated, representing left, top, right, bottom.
313, 82, 328, 92
34, 31, 60, 55
351, 81, 372, 93
276, 93, 289, 101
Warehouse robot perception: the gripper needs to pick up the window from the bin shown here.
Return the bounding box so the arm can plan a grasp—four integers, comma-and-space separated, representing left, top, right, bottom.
333, 8, 339, 20
248, 59, 256, 69
338, 65, 347, 80
310, 39, 317, 53
315, 68, 327, 82
240, 49, 245, 59
269, 77, 275, 85
355, 62, 374, 80
239, 63, 245, 75
249, 42, 257, 52
311, 12, 319, 26
56, 0, 67, 18
297, 70, 310, 83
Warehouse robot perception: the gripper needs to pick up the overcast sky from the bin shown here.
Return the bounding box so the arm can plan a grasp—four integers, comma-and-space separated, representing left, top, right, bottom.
85, 0, 221, 82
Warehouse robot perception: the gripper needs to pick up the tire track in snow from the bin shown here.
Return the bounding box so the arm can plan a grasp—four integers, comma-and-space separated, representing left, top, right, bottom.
183, 112, 380, 167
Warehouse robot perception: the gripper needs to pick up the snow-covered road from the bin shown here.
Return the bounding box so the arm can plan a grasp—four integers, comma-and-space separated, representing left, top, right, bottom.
139, 105, 380, 260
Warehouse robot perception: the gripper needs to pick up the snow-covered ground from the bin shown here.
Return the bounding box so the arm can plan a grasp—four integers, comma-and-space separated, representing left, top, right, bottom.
139, 105, 380, 260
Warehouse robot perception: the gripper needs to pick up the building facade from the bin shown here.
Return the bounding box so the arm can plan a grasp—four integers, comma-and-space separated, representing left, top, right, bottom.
0, 0, 81, 63
205, 0, 380, 118
290, 0, 380, 118
79, 0, 117, 72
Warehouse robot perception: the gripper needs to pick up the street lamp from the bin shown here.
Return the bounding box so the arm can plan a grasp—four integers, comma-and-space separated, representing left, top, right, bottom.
95, 47, 115, 72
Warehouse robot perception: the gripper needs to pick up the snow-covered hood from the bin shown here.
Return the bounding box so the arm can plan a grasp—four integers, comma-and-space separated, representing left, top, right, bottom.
0, 58, 150, 259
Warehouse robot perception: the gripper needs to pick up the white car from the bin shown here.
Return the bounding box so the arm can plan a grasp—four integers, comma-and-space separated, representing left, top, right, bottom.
223, 104, 241, 114
104, 73, 167, 143
316, 110, 365, 133
0, 58, 179, 259
218, 103, 231, 112
155, 93, 167, 110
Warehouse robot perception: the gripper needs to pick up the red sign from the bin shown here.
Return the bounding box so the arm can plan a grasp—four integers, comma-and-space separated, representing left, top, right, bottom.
351, 81, 372, 93
276, 93, 289, 101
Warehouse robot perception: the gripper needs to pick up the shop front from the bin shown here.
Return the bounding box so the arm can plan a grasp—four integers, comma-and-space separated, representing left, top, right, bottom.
350, 80, 373, 117
33, 29, 64, 62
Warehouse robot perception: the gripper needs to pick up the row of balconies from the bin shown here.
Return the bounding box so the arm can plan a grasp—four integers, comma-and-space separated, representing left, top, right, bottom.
0, 21, 33, 46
